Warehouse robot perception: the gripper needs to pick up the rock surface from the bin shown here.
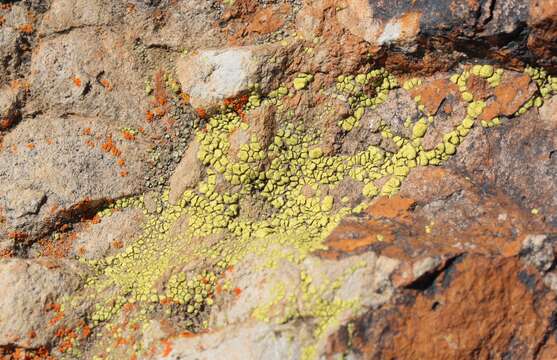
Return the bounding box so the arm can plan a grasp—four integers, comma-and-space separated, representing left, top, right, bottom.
0, 258, 86, 348
0, 0, 555, 359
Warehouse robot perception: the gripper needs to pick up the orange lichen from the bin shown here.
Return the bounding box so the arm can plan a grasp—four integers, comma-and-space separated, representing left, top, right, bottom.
119, 170, 129, 177
18, 24, 33, 34
49, 204, 59, 214
115, 337, 129, 347
71, 76, 82, 87
47, 138, 54, 145
179, 331, 196, 338
46, 303, 62, 313
38, 231, 77, 259
82, 128, 92, 136
233, 287, 242, 297
122, 130, 135, 141
77, 247, 86, 257
112, 240, 124, 249
0, 345, 54, 360
146, 110, 155, 123
56, 327, 77, 353
100, 79, 113, 91
26, 143, 35, 150
8, 232, 28, 241
195, 107, 207, 119
153, 106, 166, 117
49, 311, 64, 326
85, 140, 95, 148
101, 136, 122, 157
81, 325, 91, 339
117, 158, 126, 167
161, 339, 173, 357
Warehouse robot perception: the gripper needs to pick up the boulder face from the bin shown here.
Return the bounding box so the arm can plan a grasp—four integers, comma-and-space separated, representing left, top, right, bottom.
0, 0, 556, 359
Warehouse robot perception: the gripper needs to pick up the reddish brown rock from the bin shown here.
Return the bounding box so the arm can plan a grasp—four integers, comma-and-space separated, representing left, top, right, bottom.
479, 73, 537, 121
409, 78, 459, 115
528, 0, 557, 72
450, 107, 557, 226
321, 162, 557, 359
340, 255, 557, 360
246, 4, 291, 36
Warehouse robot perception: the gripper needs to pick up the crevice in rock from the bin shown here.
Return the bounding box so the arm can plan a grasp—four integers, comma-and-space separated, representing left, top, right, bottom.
404, 254, 463, 292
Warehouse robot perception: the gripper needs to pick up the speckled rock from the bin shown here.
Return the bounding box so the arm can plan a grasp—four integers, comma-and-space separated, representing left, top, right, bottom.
0, 258, 86, 348
0, 115, 148, 241
0, 0, 556, 359
70, 208, 145, 260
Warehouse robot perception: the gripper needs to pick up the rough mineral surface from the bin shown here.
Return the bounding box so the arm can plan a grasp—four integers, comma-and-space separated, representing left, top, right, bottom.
0, 1, 556, 359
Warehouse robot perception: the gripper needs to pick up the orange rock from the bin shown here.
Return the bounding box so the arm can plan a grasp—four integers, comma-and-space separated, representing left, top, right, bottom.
246, 4, 290, 35
364, 195, 416, 220
384, 256, 557, 359
320, 219, 396, 259
410, 78, 459, 115
479, 73, 536, 121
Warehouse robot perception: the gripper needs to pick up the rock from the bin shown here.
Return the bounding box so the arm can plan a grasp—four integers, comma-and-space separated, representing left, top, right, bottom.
0, 85, 23, 129
528, 0, 557, 71
156, 322, 302, 360
538, 94, 557, 127
0, 115, 147, 240
367, 88, 419, 139
408, 78, 459, 116
71, 208, 145, 259
39, 0, 119, 35
1, 187, 46, 228
0, 0, 554, 358
449, 107, 557, 226
298, 0, 556, 72
479, 72, 537, 121
26, 29, 146, 129
177, 47, 255, 111
336, 0, 421, 51
138, 1, 225, 50
318, 166, 557, 359
207, 245, 398, 356
169, 140, 202, 205
176, 44, 290, 112
338, 256, 557, 359
0, 2, 38, 83
520, 234, 556, 272
0, 258, 85, 348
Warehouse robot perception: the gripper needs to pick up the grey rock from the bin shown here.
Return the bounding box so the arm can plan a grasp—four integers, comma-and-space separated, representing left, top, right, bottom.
26, 29, 146, 129
521, 234, 556, 272
169, 139, 202, 205
157, 321, 302, 360
0, 258, 85, 348
71, 208, 145, 260
0, 115, 147, 240
1, 187, 46, 228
